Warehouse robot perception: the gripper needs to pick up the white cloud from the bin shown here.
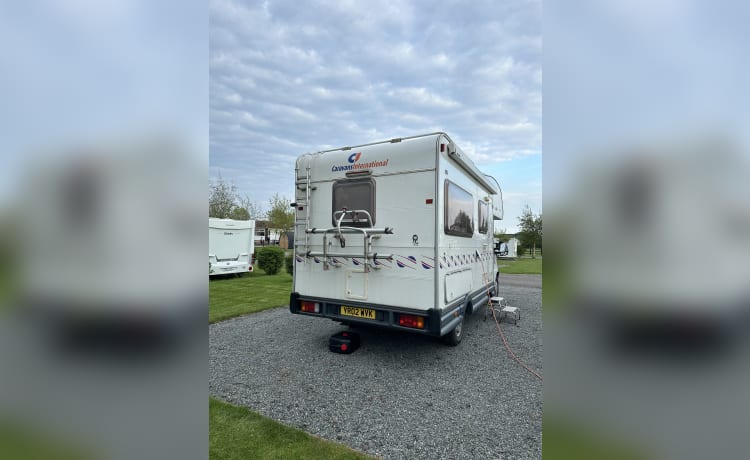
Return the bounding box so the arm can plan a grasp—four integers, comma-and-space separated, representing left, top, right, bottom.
240, 111, 269, 127
210, 0, 541, 208
387, 87, 460, 109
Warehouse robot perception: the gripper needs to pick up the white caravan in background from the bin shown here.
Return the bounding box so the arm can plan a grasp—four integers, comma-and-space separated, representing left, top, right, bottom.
209, 218, 255, 276
496, 237, 519, 259
289, 133, 503, 345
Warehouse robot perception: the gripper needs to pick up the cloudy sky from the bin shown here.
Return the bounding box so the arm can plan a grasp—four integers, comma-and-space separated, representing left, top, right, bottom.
210, 0, 541, 233
0, 1, 206, 206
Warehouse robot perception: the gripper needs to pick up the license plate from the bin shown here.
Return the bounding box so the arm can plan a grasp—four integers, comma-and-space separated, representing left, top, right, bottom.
340, 306, 376, 320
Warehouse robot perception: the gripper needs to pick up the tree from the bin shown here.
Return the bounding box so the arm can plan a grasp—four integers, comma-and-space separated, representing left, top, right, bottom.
209, 176, 263, 220
231, 195, 263, 220
494, 227, 512, 242
229, 206, 250, 220
256, 246, 285, 275
238, 195, 264, 220
209, 176, 237, 218
518, 205, 543, 258
267, 193, 294, 235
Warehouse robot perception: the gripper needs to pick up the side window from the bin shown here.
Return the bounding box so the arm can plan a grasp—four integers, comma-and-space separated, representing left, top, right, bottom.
444, 180, 474, 237
332, 178, 376, 227
478, 199, 489, 234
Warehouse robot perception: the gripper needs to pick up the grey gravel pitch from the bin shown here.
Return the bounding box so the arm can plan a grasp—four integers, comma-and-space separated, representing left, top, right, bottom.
209, 284, 542, 459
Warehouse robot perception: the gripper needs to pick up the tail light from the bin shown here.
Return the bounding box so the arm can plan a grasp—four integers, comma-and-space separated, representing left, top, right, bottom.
300, 301, 319, 313
398, 314, 425, 329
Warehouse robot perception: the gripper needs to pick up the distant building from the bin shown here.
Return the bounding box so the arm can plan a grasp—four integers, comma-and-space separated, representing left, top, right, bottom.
254, 220, 282, 246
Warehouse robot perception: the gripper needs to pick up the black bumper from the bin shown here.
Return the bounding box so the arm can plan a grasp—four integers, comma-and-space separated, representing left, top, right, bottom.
289, 292, 461, 337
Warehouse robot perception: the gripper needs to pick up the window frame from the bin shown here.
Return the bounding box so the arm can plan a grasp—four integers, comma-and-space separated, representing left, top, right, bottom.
444, 180, 474, 237
331, 178, 376, 227
478, 199, 489, 234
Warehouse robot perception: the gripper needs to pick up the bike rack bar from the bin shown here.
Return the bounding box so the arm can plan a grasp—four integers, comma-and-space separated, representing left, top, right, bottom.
303, 209, 395, 272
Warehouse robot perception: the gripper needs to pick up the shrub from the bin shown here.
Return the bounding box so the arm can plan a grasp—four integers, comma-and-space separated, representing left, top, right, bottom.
285, 254, 294, 274
517, 245, 527, 258
256, 247, 285, 275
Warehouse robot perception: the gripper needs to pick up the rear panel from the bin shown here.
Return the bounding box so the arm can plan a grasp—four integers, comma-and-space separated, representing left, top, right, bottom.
294, 136, 438, 311
208, 219, 254, 260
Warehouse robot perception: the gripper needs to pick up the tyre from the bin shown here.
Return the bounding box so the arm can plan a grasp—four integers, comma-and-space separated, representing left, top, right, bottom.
442, 313, 465, 346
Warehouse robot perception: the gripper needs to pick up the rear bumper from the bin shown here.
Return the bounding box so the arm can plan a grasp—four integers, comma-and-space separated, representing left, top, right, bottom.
289, 292, 466, 337
209, 262, 252, 275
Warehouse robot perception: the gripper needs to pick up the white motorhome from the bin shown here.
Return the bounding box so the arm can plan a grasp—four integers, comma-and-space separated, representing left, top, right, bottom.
289, 133, 503, 345
495, 237, 519, 259
209, 218, 255, 276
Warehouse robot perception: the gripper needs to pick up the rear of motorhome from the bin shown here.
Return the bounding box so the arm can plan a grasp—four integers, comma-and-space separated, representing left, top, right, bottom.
289, 133, 503, 345
209, 218, 255, 276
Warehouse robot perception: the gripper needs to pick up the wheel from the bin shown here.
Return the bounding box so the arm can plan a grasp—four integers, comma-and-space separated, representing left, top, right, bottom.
442, 314, 465, 346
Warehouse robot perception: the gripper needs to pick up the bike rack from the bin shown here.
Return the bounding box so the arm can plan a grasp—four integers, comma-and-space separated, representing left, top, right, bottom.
305, 208, 394, 272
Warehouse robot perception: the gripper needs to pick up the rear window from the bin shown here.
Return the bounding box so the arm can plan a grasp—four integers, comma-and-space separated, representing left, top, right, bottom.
332, 178, 376, 227
444, 180, 474, 237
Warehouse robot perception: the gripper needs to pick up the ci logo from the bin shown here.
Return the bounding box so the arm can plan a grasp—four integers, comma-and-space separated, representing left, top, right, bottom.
347, 152, 362, 163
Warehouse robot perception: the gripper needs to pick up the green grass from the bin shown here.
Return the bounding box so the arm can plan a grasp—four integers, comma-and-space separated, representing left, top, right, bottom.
497, 256, 543, 275
543, 415, 647, 460
210, 274, 373, 458
210, 398, 372, 460
209, 268, 292, 323
0, 420, 94, 460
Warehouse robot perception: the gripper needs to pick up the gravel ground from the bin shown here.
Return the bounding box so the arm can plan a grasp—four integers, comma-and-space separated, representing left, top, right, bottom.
209, 283, 542, 459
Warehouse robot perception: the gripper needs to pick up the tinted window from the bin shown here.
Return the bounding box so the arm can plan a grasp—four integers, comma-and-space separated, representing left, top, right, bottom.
332, 178, 375, 227
478, 199, 489, 234
444, 180, 474, 237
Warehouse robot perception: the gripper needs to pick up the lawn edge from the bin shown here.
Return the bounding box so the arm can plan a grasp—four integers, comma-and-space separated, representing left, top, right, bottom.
209, 397, 375, 459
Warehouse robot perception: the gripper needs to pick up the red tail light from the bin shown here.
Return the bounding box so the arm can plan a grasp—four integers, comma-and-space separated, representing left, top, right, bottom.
398, 314, 425, 329
300, 301, 319, 313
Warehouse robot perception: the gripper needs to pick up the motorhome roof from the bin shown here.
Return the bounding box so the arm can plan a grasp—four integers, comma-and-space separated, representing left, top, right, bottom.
209, 218, 255, 230
307, 132, 500, 195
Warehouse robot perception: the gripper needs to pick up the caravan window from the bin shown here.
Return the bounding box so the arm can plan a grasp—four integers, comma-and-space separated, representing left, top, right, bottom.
478, 199, 489, 234
332, 178, 376, 227
444, 180, 474, 237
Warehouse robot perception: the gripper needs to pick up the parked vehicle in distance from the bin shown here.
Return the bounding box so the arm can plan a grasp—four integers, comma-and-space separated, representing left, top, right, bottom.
209, 218, 255, 276
289, 132, 503, 345
494, 240, 508, 257
495, 237, 518, 258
